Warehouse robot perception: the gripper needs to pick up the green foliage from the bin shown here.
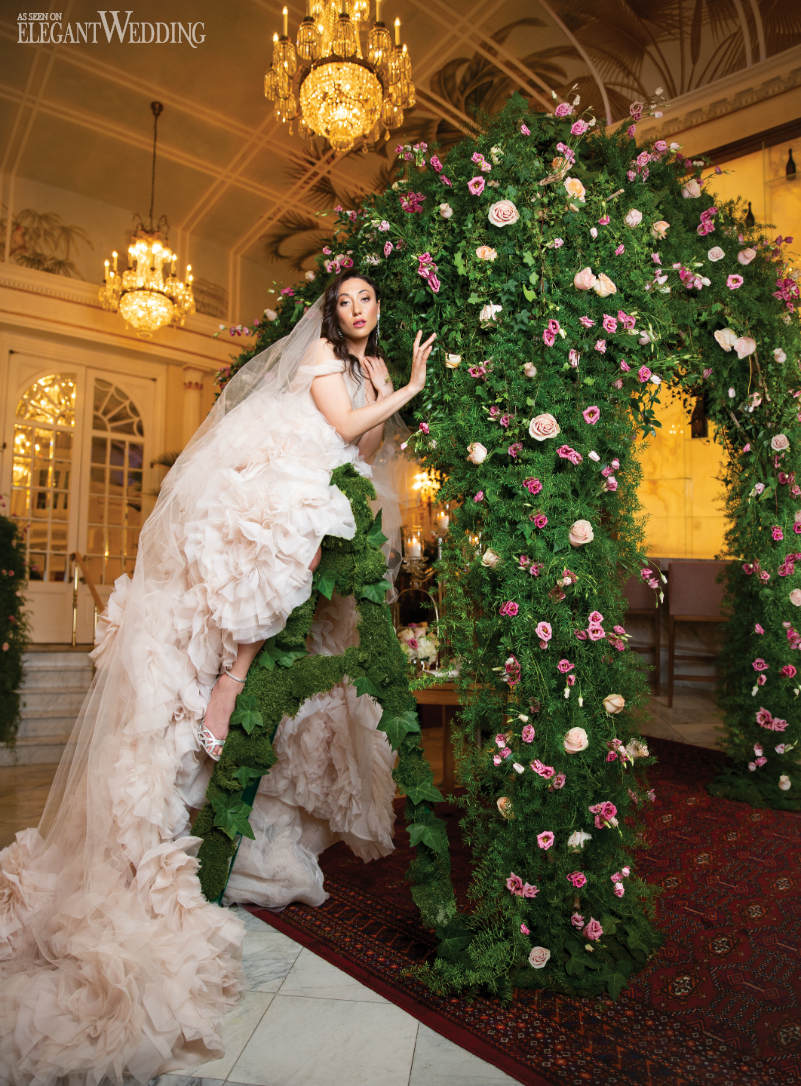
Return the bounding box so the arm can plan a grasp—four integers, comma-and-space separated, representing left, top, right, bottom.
214, 94, 800, 994
0, 513, 29, 745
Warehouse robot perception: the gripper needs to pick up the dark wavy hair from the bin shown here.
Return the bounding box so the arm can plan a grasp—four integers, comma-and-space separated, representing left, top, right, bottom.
321, 271, 384, 381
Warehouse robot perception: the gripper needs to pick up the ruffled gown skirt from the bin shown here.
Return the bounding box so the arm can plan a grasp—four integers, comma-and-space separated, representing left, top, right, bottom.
0, 379, 396, 1084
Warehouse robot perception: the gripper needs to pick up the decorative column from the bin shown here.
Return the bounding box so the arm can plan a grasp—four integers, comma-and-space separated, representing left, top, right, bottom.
182, 366, 204, 444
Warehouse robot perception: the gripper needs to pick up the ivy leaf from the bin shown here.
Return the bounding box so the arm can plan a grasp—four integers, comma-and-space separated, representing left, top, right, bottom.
270, 648, 307, 668
234, 765, 264, 788
522, 285, 537, 303
454, 250, 467, 277
366, 510, 388, 549
404, 779, 444, 805
315, 568, 336, 600
565, 953, 587, 977
231, 696, 263, 735
211, 796, 256, 840
407, 821, 448, 853
522, 251, 536, 266
359, 579, 390, 604
379, 708, 420, 747
255, 652, 276, 671
354, 673, 382, 699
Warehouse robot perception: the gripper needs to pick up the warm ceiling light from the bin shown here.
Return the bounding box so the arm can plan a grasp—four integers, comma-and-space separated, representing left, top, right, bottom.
264, 1, 415, 154
99, 101, 195, 336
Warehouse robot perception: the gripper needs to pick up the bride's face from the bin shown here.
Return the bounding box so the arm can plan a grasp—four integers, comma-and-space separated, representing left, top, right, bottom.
336, 279, 379, 343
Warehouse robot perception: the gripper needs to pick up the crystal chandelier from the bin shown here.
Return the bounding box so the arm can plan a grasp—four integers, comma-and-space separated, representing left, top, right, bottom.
264, 1, 414, 154
99, 102, 195, 336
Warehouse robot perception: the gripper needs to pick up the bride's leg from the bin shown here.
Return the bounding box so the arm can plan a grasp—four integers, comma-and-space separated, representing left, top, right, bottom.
203, 547, 323, 750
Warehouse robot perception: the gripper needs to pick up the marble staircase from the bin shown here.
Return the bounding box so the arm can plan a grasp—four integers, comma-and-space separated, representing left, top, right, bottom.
0, 648, 93, 766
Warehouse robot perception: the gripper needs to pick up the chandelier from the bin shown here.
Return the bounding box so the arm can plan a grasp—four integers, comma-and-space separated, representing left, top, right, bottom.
264, 1, 414, 153
99, 101, 195, 336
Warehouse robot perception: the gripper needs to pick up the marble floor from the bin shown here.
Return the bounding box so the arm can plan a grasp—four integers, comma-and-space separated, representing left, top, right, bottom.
0, 689, 723, 1086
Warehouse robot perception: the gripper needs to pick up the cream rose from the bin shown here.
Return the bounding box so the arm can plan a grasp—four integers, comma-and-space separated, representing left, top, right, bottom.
593, 273, 617, 298
624, 209, 643, 227
528, 946, 551, 969
476, 245, 498, 261
568, 519, 594, 547
713, 327, 737, 352
528, 413, 561, 441
707, 246, 725, 262
681, 179, 702, 198
735, 337, 757, 359
778, 775, 792, 791
523, 362, 538, 378
564, 726, 589, 753
651, 220, 670, 239
564, 177, 586, 201
496, 796, 514, 818
771, 433, 790, 452
737, 247, 757, 265
479, 302, 503, 322
573, 266, 597, 291
481, 548, 501, 568
789, 589, 801, 606
625, 738, 650, 759
487, 200, 520, 227
603, 693, 626, 715
439, 203, 454, 219
264, 307, 278, 321
444, 353, 462, 368
467, 442, 488, 464
567, 830, 592, 849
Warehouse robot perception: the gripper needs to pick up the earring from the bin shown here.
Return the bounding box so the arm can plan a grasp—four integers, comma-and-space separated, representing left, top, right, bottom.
376, 312, 381, 341
337, 325, 344, 338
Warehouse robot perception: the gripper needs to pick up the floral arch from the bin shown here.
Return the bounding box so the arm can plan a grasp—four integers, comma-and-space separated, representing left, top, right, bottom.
215, 95, 800, 997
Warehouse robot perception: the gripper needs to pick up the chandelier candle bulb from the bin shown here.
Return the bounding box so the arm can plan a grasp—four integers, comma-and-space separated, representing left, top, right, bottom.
282, 6, 288, 37
394, 16, 400, 44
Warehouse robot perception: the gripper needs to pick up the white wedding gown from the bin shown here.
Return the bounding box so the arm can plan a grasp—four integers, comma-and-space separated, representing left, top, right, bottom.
0, 356, 397, 1084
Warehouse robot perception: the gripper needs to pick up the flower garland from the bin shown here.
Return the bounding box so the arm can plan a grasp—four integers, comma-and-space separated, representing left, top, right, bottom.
0, 504, 28, 745
214, 96, 800, 995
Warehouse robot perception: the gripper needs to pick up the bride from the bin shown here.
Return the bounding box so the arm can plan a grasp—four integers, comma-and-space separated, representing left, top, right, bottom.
0, 272, 436, 1085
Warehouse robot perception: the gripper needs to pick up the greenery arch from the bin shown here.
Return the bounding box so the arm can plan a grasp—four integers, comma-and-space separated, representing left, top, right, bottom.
208, 95, 800, 998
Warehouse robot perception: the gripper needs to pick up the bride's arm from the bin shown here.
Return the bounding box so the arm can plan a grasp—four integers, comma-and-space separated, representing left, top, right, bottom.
357, 356, 393, 462
310, 332, 435, 445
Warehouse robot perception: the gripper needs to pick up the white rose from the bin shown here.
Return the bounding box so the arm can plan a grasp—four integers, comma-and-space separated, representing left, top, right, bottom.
489, 144, 504, 164
439, 203, 454, 219
778, 775, 792, 791
774, 349, 787, 363
603, 693, 626, 715
487, 200, 519, 227
479, 302, 503, 322
735, 337, 757, 359
624, 209, 643, 227
528, 946, 551, 969
790, 588, 801, 606
707, 247, 725, 262
305, 270, 316, 280
564, 726, 589, 753
528, 413, 561, 440
568, 519, 594, 547
625, 738, 650, 759
444, 353, 461, 368
523, 362, 538, 378
681, 179, 702, 198
467, 442, 488, 464
264, 307, 278, 321
567, 830, 592, 849
481, 548, 501, 568
771, 433, 790, 452
713, 327, 737, 352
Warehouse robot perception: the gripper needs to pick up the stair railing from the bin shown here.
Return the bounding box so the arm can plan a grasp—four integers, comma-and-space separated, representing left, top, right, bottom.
70, 553, 103, 647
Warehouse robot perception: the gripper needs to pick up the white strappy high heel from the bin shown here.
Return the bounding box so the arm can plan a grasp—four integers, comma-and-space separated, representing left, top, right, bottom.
196, 722, 225, 762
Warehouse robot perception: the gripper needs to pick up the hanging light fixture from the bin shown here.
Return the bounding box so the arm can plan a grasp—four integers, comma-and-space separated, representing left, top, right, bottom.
99, 101, 195, 336
264, 2, 415, 154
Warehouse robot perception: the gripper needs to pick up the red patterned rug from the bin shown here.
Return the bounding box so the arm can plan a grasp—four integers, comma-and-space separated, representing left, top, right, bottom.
250, 738, 801, 1085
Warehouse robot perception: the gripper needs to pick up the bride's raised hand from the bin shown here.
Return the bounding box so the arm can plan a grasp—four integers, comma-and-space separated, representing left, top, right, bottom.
408, 330, 436, 394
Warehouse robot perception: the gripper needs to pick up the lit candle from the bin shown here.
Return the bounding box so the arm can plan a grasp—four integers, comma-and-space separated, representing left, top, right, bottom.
104, 258, 109, 283
437, 511, 450, 530
282, 5, 288, 36
112, 250, 118, 272
170, 255, 176, 275
394, 15, 400, 45
407, 534, 421, 558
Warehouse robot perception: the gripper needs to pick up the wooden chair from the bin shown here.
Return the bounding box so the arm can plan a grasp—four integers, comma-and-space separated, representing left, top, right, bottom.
666, 559, 729, 707
622, 559, 667, 692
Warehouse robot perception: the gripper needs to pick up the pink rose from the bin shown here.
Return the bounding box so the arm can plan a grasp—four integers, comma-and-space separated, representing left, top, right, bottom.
571, 912, 585, 929
524, 477, 543, 495
681, 179, 702, 198
535, 621, 553, 642
790, 588, 801, 606
468, 176, 486, 195
624, 209, 643, 227
528, 946, 551, 969
564, 726, 589, 753
554, 102, 573, 117
707, 246, 725, 262
521, 724, 536, 743
583, 918, 604, 941
506, 872, 523, 894
552, 773, 566, 789
529, 413, 561, 441
737, 247, 757, 265
487, 199, 520, 227
573, 266, 597, 291
567, 871, 587, 888
771, 434, 790, 452
568, 519, 594, 547
522, 882, 539, 898
583, 405, 600, 424
727, 274, 744, 290
537, 831, 555, 850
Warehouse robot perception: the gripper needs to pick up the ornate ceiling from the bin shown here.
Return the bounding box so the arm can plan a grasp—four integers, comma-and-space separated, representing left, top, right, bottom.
1, 0, 800, 320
